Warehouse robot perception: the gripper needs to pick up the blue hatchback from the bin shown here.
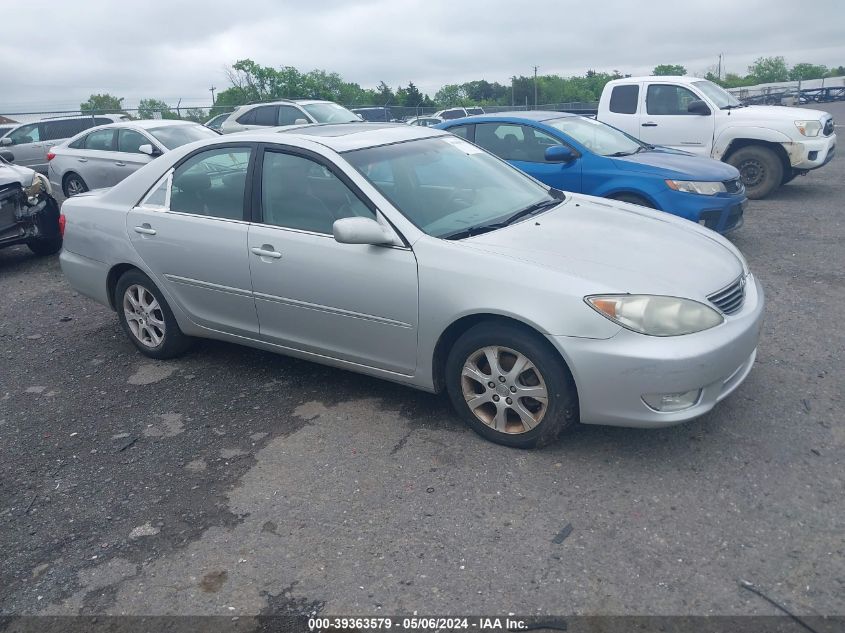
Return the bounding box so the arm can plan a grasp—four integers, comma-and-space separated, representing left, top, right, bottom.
436, 112, 746, 233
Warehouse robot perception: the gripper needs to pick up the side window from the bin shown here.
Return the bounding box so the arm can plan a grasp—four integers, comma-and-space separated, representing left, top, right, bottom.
83, 129, 116, 151
253, 106, 278, 127
170, 147, 251, 220
646, 85, 700, 115
237, 109, 257, 125
41, 121, 68, 141
447, 125, 471, 139
474, 123, 528, 161
94, 118, 114, 126
139, 173, 170, 208
609, 85, 639, 114
442, 109, 465, 120
8, 124, 41, 145
68, 135, 85, 149
261, 151, 373, 234
118, 129, 151, 154
277, 105, 304, 126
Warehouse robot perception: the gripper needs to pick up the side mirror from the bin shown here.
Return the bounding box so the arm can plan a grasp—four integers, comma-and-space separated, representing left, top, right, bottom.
0, 150, 14, 162
0, 137, 12, 147
293, 118, 309, 125
138, 144, 162, 157
687, 100, 711, 115
545, 145, 576, 163
333, 217, 395, 245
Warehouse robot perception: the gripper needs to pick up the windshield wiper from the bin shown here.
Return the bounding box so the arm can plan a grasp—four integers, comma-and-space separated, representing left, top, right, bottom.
607, 150, 635, 157
721, 104, 745, 110
440, 199, 560, 241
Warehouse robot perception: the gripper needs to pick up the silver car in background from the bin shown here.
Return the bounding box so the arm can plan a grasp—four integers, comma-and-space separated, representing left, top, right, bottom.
59, 123, 763, 448
219, 99, 359, 133
48, 120, 219, 197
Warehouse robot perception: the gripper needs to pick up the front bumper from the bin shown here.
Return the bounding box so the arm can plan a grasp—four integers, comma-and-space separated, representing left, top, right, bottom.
657, 190, 747, 235
549, 274, 764, 428
0, 185, 61, 250
790, 133, 836, 170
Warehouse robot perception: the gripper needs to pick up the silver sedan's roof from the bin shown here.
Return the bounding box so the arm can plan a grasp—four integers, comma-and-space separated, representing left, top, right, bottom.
273, 122, 446, 152
102, 119, 201, 130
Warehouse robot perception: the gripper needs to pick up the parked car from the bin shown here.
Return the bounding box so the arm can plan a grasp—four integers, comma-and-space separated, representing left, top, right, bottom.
437, 112, 747, 234
204, 112, 231, 131
406, 116, 444, 127
352, 107, 398, 122
219, 99, 359, 133
597, 76, 837, 198
0, 114, 129, 174
59, 123, 763, 448
0, 149, 62, 255
48, 120, 219, 197
433, 106, 485, 120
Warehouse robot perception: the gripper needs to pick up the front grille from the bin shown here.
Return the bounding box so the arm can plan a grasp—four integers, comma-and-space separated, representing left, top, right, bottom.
723, 178, 743, 194
823, 118, 834, 136
708, 276, 746, 315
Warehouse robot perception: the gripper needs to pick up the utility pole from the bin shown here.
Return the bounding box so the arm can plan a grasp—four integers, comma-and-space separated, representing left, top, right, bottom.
209, 86, 217, 105
717, 54, 722, 81
533, 66, 538, 109
511, 76, 515, 107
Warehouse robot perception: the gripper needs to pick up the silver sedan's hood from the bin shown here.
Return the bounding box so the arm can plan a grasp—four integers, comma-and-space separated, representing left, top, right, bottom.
462, 194, 744, 297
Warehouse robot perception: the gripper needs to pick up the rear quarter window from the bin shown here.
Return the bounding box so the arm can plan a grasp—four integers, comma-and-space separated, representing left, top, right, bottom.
609, 85, 639, 114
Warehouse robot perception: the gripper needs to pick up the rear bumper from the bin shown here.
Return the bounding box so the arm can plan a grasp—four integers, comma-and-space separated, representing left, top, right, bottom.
549, 275, 764, 428
59, 248, 111, 306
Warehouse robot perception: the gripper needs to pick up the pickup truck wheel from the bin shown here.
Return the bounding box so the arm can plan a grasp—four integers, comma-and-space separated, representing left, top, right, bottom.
609, 193, 654, 208
445, 322, 578, 449
63, 173, 88, 198
727, 146, 783, 199
27, 237, 62, 256
115, 270, 191, 359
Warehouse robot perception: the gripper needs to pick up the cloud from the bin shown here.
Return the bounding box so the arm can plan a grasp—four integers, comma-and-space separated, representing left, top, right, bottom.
1, 0, 843, 112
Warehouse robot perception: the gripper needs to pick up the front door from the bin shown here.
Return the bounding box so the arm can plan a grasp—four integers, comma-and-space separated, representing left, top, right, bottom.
638, 83, 715, 156
126, 145, 259, 337
111, 128, 155, 186
247, 147, 419, 375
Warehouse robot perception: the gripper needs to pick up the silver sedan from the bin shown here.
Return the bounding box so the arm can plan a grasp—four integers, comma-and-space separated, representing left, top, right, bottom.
47, 120, 219, 198
59, 123, 764, 448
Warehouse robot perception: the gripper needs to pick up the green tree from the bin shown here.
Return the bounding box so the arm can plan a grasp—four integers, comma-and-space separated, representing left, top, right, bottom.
789, 63, 829, 80
80, 93, 124, 114
138, 98, 180, 120
829, 65, 845, 77
652, 64, 687, 76
434, 84, 467, 106
747, 56, 789, 83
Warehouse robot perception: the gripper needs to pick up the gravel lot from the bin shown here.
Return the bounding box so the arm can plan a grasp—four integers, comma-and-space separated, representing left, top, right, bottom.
1, 105, 843, 623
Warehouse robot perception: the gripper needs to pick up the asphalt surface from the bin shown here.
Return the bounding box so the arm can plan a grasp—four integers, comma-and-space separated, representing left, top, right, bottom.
1, 106, 843, 623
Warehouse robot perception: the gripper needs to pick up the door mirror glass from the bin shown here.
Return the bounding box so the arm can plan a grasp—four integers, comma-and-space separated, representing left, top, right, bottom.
138, 143, 161, 157
544, 145, 576, 162
293, 118, 309, 125
687, 99, 711, 115
333, 217, 394, 245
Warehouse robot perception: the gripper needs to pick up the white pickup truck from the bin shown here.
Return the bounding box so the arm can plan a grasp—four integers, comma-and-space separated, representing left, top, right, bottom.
597, 76, 836, 198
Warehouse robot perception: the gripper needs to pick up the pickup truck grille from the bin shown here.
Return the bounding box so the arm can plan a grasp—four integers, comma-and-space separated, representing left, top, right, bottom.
723, 178, 743, 194
824, 118, 834, 136
708, 276, 746, 315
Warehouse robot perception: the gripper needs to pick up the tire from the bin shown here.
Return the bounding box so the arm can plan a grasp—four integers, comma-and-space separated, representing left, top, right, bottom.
27, 237, 62, 256
445, 322, 578, 449
114, 269, 191, 359
726, 145, 783, 200
609, 193, 655, 208
63, 173, 88, 198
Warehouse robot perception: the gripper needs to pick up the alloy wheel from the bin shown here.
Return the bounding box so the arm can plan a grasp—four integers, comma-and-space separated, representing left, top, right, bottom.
460, 345, 548, 434
123, 284, 166, 348
66, 177, 85, 197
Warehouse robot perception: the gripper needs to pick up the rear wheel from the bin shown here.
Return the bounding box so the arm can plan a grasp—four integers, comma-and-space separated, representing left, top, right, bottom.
445, 322, 578, 448
63, 173, 88, 197
609, 193, 655, 208
726, 145, 783, 199
115, 269, 191, 359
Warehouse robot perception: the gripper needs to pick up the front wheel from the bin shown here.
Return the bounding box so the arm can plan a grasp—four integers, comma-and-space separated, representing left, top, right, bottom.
27, 237, 62, 256
726, 146, 783, 199
445, 322, 578, 448
115, 269, 191, 359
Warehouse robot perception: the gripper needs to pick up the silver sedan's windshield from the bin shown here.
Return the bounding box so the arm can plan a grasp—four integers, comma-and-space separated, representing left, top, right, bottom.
345, 136, 558, 239
547, 117, 643, 156
148, 125, 219, 150
302, 103, 360, 123
692, 80, 742, 108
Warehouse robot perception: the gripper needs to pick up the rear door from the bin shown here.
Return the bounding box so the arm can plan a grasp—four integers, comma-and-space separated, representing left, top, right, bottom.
638, 83, 715, 155
4, 124, 48, 171
76, 128, 119, 189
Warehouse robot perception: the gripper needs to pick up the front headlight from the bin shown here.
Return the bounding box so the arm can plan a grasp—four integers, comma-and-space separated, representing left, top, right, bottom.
665, 180, 726, 195
794, 120, 822, 137
586, 295, 724, 336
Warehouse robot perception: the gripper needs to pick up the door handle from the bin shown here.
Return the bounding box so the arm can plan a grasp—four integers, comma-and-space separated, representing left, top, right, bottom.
641, 122, 658, 127
251, 246, 282, 259
115, 161, 126, 167
78, 158, 88, 162
134, 224, 157, 236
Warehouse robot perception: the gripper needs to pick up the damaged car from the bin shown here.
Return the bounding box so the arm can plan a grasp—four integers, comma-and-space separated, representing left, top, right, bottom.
0, 150, 62, 256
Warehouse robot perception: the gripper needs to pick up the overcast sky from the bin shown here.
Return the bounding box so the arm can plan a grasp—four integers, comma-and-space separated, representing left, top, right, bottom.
1, 0, 843, 113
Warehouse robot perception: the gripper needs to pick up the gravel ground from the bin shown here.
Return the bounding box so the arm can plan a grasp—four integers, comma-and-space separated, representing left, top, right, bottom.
1, 107, 843, 623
